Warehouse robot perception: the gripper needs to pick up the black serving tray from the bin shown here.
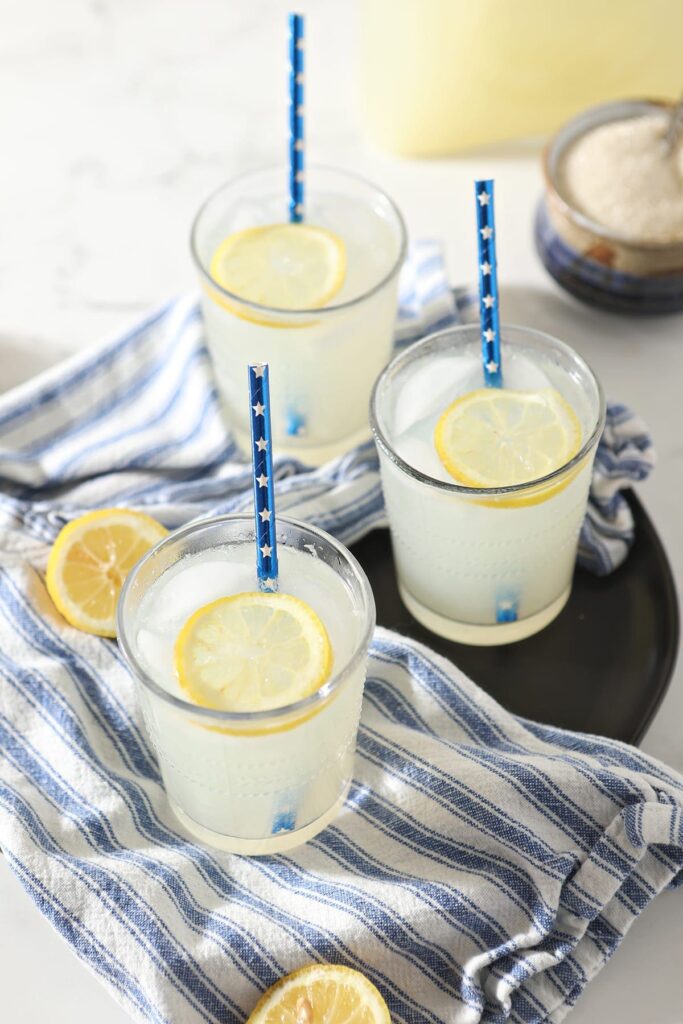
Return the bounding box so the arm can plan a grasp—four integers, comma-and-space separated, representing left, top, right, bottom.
351, 490, 679, 745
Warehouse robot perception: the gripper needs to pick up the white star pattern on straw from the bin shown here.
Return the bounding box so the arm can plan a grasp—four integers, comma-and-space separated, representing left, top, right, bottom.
477, 191, 491, 206
252, 365, 265, 379
483, 295, 496, 308
486, 360, 499, 374
259, 508, 272, 522
256, 473, 268, 488
483, 328, 496, 343
262, 578, 278, 591
255, 437, 268, 452
296, 105, 304, 116
480, 261, 492, 275
296, 37, 304, 49
296, 72, 304, 84
480, 226, 493, 240
295, 204, 303, 216
294, 139, 304, 151
260, 545, 273, 558
499, 599, 515, 611
252, 402, 265, 417
295, 171, 305, 183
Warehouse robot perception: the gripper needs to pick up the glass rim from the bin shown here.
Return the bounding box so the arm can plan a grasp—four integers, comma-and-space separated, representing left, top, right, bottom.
544, 96, 683, 254
116, 513, 376, 724
189, 163, 408, 317
369, 322, 607, 497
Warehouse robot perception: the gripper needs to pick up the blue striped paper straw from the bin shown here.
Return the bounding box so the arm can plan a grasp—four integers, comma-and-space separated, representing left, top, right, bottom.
248, 364, 278, 591
475, 179, 502, 388
288, 13, 305, 223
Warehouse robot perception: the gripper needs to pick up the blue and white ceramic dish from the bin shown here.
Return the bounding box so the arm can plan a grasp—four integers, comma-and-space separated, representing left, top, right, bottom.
536, 98, 683, 315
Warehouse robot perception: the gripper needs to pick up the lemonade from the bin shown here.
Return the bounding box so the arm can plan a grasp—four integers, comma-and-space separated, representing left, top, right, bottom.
117, 515, 375, 853
371, 324, 605, 645
191, 166, 407, 465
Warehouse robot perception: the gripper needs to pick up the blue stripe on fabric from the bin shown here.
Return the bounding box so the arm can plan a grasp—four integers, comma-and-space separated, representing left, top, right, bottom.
369, 641, 663, 880
0, 300, 174, 433
365, 678, 631, 869
53, 318, 208, 475
311, 822, 590, 1003
256, 855, 475, 1011
366, 670, 635, 814
0, 721, 243, 1024
356, 726, 573, 882
0, 569, 158, 779
12, 304, 202, 464
365, 671, 656, 910
360, 706, 659, 933
0, 772, 226, 1024
360, 679, 618, 942
118, 383, 223, 472
370, 641, 503, 747
519, 719, 683, 793
346, 761, 622, 967
272, 835, 573, 1024
343, 780, 562, 932
0, 654, 286, 991
96, 436, 242, 509
3, 848, 171, 1024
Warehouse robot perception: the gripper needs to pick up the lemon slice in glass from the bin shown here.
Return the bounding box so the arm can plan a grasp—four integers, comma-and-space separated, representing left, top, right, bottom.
174, 592, 332, 712
247, 964, 391, 1024
46, 509, 168, 637
434, 387, 582, 489
209, 223, 346, 310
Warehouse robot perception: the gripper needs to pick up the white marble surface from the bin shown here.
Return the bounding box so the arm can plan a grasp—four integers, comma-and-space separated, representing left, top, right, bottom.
0, 1, 682, 1020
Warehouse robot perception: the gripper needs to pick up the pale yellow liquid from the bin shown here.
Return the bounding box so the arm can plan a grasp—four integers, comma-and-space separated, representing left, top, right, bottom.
360, 0, 683, 155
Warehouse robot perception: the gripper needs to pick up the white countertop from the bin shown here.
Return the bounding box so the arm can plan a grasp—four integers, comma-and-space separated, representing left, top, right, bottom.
1, 1, 682, 1020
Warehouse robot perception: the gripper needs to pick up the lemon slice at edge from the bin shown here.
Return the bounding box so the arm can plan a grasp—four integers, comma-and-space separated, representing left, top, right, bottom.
247, 964, 391, 1024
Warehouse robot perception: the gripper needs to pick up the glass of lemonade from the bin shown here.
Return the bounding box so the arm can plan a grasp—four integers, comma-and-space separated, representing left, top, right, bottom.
191, 166, 407, 465
117, 514, 375, 854
371, 324, 605, 645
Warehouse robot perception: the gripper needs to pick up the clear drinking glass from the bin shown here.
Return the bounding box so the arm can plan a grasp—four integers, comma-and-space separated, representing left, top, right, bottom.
117, 515, 375, 854
370, 324, 605, 645
191, 166, 407, 465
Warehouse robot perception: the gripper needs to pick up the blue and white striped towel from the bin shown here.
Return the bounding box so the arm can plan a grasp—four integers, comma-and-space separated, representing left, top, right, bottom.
0, 242, 677, 1024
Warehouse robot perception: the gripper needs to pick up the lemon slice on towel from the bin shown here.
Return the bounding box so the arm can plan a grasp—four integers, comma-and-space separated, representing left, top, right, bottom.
46, 509, 167, 637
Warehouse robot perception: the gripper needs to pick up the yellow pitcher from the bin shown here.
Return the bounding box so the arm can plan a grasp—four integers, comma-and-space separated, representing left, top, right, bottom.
360, 0, 683, 155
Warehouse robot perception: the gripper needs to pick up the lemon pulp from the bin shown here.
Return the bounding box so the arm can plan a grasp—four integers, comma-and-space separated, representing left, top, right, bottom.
174, 591, 332, 713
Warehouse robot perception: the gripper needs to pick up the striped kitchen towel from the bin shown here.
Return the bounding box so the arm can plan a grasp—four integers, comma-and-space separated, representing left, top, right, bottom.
0, 241, 676, 1024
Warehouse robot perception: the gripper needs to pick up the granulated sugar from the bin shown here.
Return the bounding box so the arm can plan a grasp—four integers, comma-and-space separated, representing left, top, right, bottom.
561, 113, 683, 245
